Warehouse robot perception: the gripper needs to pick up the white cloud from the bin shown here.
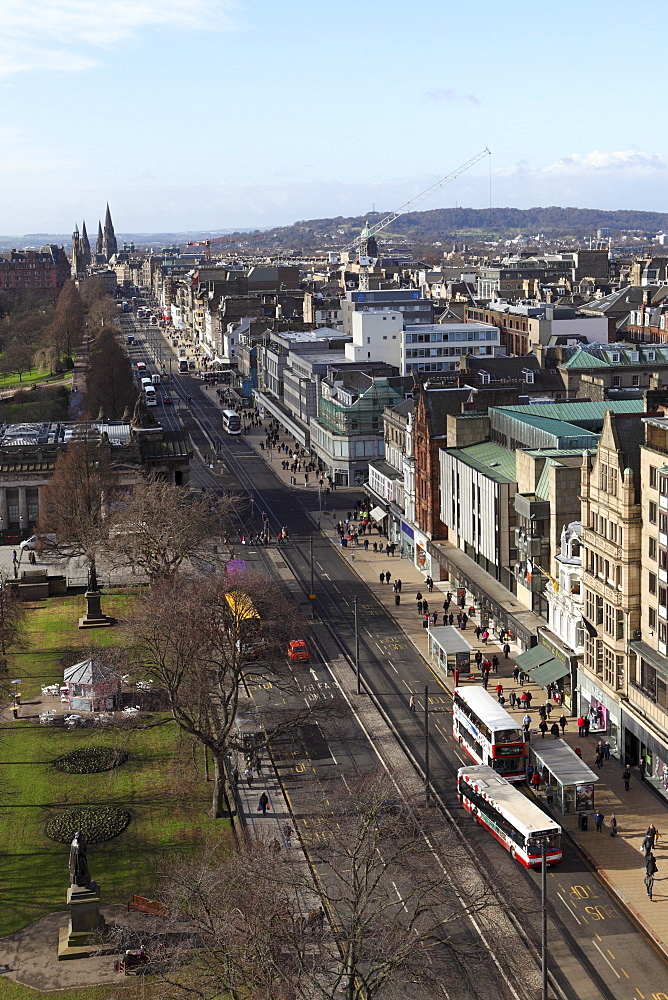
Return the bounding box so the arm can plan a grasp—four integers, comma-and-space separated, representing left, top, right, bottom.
496, 149, 667, 178
425, 87, 480, 106
0, 0, 238, 76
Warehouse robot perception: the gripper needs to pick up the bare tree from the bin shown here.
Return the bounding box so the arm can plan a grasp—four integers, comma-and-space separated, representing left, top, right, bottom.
115, 770, 499, 1000
37, 437, 114, 580
125, 572, 319, 818
107, 476, 238, 582
0, 577, 28, 657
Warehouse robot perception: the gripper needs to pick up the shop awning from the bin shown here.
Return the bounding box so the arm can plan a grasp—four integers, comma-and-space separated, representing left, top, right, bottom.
582, 616, 598, 638
529, 657, 570, 688
369, 506, 387, 522
515, 645, 553, 671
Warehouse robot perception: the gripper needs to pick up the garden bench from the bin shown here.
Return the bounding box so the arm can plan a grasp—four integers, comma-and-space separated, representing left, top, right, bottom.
127, 895, 168, 918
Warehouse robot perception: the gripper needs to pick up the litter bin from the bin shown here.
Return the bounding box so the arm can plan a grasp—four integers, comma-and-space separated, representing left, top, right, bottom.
422, 618, 429, 629
11, 708, 18, 720
394, 594, 400, 606
579, 813, 588, 831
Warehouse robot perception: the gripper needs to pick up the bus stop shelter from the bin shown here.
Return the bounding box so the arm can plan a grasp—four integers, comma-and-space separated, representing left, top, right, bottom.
529, 739, 599, 816
427, 626, 473, 679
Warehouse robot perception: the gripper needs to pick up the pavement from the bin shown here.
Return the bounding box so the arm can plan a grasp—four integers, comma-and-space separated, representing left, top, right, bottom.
234, 408, 668, 959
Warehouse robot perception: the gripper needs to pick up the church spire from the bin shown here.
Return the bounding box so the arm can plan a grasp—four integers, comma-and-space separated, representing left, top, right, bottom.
81, 221, 91, 267
96, 221, 103, 255
102, 203, 117, 261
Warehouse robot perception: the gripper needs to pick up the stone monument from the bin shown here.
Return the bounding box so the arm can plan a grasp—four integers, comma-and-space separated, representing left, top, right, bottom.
78, 562, 113, 630
58, 832, 107, 960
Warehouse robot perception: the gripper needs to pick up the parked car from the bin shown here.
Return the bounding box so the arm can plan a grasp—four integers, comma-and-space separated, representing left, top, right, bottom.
163, 394, 173, 405
20, 533, 55, 551
287, 640, 309, 662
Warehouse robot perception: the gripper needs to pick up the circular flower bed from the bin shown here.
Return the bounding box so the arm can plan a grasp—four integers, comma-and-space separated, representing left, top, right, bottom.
54, 747, 129, 774
45, 805, 131, 844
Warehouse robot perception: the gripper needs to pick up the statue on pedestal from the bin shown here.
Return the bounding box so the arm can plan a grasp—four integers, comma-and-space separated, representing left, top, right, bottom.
87, 563, 98, 593
69, 831, 92, 889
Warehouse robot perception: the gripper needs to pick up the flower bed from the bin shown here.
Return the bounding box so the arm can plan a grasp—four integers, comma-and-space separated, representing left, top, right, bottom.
54, 747, 129, 774
45, 805, 131, 843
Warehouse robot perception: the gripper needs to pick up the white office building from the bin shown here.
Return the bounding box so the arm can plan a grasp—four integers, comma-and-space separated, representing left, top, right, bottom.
401, 322, 501, 375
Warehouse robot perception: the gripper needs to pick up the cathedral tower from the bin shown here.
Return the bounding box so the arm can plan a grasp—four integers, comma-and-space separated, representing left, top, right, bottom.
101, 203, 118, 261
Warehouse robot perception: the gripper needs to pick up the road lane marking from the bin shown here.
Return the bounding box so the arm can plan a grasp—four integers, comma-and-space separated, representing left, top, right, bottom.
556, 892, 581, 925
592, 939, 620, 979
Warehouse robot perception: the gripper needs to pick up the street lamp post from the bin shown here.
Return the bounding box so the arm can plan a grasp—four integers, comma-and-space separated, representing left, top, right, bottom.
541, 840, 548, 1000
354, 596, 361, 694
424, 684, 430, 804
309, 536, 315, 621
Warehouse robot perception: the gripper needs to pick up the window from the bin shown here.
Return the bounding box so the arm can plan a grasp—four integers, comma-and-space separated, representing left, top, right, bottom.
650, 466, 658, 489
650, 536, 657, 560
650, 501, 658, 524
650, 607, 657, 630
604, 602, 614, 635
612, 375, 621, 387
616, 610, 625, 640
604, 646, 615, 686
633, 374, 640, 387
649, 572, 657, 595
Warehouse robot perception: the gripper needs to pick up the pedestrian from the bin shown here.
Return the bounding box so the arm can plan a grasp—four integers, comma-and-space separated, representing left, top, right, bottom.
258, 792, 269, 815
417, 600, 424, 615
255, 756, 262, 777
521, 690, 529, 709
415, 591, 423, 603
539, 720, 548, 739
379, 572, 385, 585
577, 715, 585, 737
523, 713, 532, 734
482, 672, 489, 690
244, 767, 253, 788
525, 691, 532, 707
483, 658, 492, 675
639, 759, 646, 781
492, 654, 499, 673
373, 542, 377, 553
526, 763, 534, 784
545, 702, 553, 718
495, 682, 504, 702
595, 750, 603, 768
594, 810, 604, 833
609, 813, 617, 838
503, 642, 511, 659
449, 613, 454, 626
512, 666, 520, 684
645, 870, 655, 901
396, 579, 402, 592
539, 705, 547, 721
574, 746, 582, 758
475, 626, 482, 641
385, 571, 391, 585
423, 600, 429, 614
393, 581, 398, 593
531, 771, 541, 791
584, 717, 591, 737
622, 766, 631, 791
645, 824, 659, 852
474, 650, 483, 666
482, 630, 489, 644
232, 766, 239, 787
12, 550, 17, 565
603, 740, 611, 761
364, 538, 369, 550
550, 722, 560, 739
409, 693, 416, 712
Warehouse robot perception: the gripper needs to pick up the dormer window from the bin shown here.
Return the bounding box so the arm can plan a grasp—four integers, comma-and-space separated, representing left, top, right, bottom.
523, 368, 535, 384
611, 352, 620, 363
648, 350, 656, 362
480, 371, 490, 384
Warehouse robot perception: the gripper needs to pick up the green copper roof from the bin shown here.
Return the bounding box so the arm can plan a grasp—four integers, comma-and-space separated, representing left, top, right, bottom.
494, 399, 644, 426
560, 348, 609, 369
449, 441, 517, 484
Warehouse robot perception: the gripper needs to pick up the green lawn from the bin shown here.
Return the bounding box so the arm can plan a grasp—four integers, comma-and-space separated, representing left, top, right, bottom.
0, 368, 70, 390
0, 594, 233, 941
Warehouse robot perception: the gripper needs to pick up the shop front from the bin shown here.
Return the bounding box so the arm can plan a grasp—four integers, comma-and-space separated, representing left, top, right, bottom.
535, 628, 577, 713
401, 521, 415, 562
577, 674, 621, 756
414, 529, 432, 577
621, 706, 668, 801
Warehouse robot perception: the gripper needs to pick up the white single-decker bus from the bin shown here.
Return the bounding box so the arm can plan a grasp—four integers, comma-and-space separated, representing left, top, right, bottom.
458, 765, 562, 868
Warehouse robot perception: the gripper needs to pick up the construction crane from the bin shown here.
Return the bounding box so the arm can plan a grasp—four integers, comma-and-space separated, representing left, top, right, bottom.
342, 147, 491, 260
185, 234, 267, 262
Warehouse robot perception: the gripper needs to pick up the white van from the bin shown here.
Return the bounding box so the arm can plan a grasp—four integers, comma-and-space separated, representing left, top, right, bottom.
140, 377, 152, 388
144, 386, 157, 406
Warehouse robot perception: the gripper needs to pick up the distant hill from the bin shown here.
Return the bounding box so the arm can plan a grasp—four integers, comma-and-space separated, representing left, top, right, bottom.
252, 206, 668, 251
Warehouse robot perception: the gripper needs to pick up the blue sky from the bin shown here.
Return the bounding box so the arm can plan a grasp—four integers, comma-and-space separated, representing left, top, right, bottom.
2, 0, 668, 233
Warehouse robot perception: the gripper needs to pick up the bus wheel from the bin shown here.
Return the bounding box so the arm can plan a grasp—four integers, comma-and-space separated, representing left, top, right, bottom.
510, 846, 516, 860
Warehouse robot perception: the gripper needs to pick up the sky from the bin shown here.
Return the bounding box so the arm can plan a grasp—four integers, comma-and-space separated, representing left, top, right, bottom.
2, 0, 668, 234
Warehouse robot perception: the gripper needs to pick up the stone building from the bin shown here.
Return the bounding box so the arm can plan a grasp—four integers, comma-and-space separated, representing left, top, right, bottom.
580, 411, 645, 754
0, 418, 191, 544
